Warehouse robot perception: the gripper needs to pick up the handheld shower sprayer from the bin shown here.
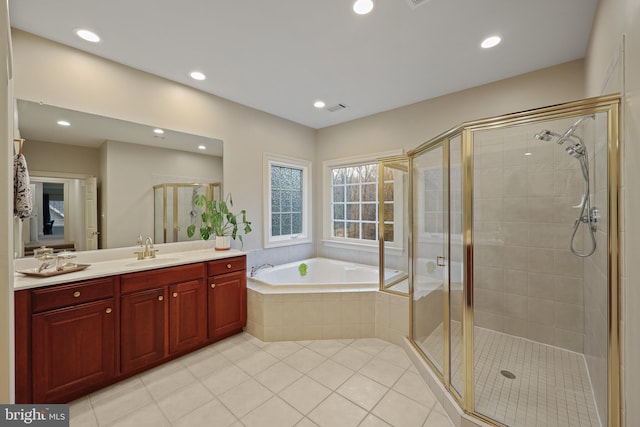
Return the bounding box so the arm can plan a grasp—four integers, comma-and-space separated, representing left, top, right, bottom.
555, 114, 595, 145
532, 114, 597, 257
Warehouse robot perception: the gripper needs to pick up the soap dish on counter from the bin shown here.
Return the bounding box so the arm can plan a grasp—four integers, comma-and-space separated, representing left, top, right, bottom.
17, 264, 91, 278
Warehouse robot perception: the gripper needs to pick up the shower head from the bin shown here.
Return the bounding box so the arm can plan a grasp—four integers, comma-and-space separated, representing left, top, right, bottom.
534, 130, 554, 141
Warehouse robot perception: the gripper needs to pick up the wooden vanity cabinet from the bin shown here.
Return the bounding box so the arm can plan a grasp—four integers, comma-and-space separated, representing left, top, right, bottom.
208, 256, 247, 340
120, 263, 206, 374
15, 255, 246, 403
15, 277, 117, 404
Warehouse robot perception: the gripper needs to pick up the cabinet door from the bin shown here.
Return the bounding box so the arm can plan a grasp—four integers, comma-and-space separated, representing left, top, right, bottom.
209, 271, 246, 340
32, 299, 116, 403
121, 288, 165, 374
169, 279, 206, 354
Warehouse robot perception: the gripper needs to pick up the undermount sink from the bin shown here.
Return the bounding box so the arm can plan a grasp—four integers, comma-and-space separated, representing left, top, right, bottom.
124, 257, 182, 267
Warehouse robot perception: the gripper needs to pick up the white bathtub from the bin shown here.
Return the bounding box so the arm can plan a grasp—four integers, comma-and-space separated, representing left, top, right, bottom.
248, 257, 405, 293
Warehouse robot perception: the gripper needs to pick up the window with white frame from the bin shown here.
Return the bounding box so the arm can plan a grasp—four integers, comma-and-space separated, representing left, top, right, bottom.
263, 153, 311, 247
323, 151, 403, 249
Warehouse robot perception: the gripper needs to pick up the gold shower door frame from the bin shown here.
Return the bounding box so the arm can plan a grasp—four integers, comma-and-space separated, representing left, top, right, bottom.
405, 94, 621, 427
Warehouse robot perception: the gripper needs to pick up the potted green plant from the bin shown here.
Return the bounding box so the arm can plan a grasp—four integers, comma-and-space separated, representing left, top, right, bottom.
187, 193, 252, 250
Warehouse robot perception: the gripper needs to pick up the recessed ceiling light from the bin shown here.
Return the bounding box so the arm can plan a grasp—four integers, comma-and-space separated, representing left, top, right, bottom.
481, 36, 501, 49
198, 145, 206, 150
353, 0, 374, 15
190, 71, 206, 81
314, 100, 326, 109
57, 120, 71, 127
153, 128, 164, 134
524, 152, 533, 156
75, 29, 100, 43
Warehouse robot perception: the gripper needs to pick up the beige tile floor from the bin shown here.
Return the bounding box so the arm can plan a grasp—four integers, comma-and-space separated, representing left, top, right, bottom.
422, 323, 601, 427
69, 333, 454, 427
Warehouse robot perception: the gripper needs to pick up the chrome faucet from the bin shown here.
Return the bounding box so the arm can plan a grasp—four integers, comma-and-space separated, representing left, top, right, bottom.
250, 263, 274, 277
134, 235, 159, 260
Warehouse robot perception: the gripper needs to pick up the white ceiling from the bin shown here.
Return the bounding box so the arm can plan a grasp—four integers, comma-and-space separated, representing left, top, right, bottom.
8, 0, 598, 129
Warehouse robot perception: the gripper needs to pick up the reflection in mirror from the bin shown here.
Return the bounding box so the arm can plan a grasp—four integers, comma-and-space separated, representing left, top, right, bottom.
153, 182, 221, 244
16, 99, 223, 257
378, 157, 410, 295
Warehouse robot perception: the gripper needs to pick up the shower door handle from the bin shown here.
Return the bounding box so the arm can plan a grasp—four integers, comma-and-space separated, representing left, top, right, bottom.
437, 256, 445, 267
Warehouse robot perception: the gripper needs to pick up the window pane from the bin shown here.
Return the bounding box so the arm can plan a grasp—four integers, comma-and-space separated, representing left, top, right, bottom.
361, 164, 377, 183
346, 222, 359, 239
292, 191, 302, 212
292, 213, 302, 234
347, 204, 360, 220
281, 213, 292, 235
362, 183, 376, 202
362, 203, 376, 221
384, 223, 394, 242
333, 204, 345, 220
271, 190, 281, 212
291, 168, 302, 189
383, 203, 394, 221
283, 168, 292, 189
383, 182, 394, 201
345, 167, 360, 184
362, 223, 377, 240
271, 166, 281, 188
347, 185, 360, 202
333, 186, 345, 203
272, 214, 281, 236
281, 190, 292, 212
333, 222, 345, 238
332, 168, 345, 185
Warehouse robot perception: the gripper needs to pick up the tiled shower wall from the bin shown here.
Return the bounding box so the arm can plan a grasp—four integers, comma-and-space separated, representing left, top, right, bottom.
473, 120, 587, 352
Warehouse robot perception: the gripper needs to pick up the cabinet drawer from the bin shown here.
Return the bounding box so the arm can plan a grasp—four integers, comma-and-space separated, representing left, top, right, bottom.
208, 256, 246, 276
32, 278, 115, 313
121, 263, 205, 294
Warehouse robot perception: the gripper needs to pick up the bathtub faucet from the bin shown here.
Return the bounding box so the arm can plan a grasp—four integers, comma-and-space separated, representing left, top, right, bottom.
250, 263, 274, 277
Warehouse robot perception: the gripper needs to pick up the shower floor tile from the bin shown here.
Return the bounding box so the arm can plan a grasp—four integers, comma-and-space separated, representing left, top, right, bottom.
421, 323, 601, 427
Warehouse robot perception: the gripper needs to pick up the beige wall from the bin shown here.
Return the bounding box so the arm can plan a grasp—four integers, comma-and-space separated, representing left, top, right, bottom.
316, 60, 586, 264
586, 0, 640, 426
22, 140, 100, 176
11, 29, 317, 253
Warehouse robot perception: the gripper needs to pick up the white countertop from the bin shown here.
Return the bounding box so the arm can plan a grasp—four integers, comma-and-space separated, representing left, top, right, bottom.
14, 240, 245, 291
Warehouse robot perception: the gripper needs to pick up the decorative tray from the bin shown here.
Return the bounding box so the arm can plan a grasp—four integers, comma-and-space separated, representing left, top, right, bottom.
17, 264, 91, 277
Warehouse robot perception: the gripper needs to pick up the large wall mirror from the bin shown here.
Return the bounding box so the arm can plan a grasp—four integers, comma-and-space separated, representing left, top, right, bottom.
16, 99, 223, 256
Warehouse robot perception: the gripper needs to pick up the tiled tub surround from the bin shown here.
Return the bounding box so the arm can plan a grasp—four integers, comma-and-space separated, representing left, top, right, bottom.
246, 289, 410, 346
247, 257, 410, 344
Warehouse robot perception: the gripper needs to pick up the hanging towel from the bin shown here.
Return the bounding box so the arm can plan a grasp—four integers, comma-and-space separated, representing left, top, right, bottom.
14, 153, 33, 219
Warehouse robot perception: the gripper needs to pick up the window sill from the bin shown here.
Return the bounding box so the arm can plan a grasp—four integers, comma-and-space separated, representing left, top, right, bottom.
321, 239, 405, 256
264, 237, 312, 249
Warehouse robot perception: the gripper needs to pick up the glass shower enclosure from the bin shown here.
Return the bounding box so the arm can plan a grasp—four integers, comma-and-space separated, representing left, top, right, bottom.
406, 95, 620, 427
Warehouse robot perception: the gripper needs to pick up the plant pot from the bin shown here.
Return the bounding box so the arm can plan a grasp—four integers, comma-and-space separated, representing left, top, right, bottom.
215, 235, 231, 251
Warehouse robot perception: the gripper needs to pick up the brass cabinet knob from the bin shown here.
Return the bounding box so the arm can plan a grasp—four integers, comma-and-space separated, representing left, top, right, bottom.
73, 291, 81, 298
105, 308, 112, 314
158, 296, 164, 301
173, 292, 178, 298
210, 283, 216, 289
227, 263, 232, 269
